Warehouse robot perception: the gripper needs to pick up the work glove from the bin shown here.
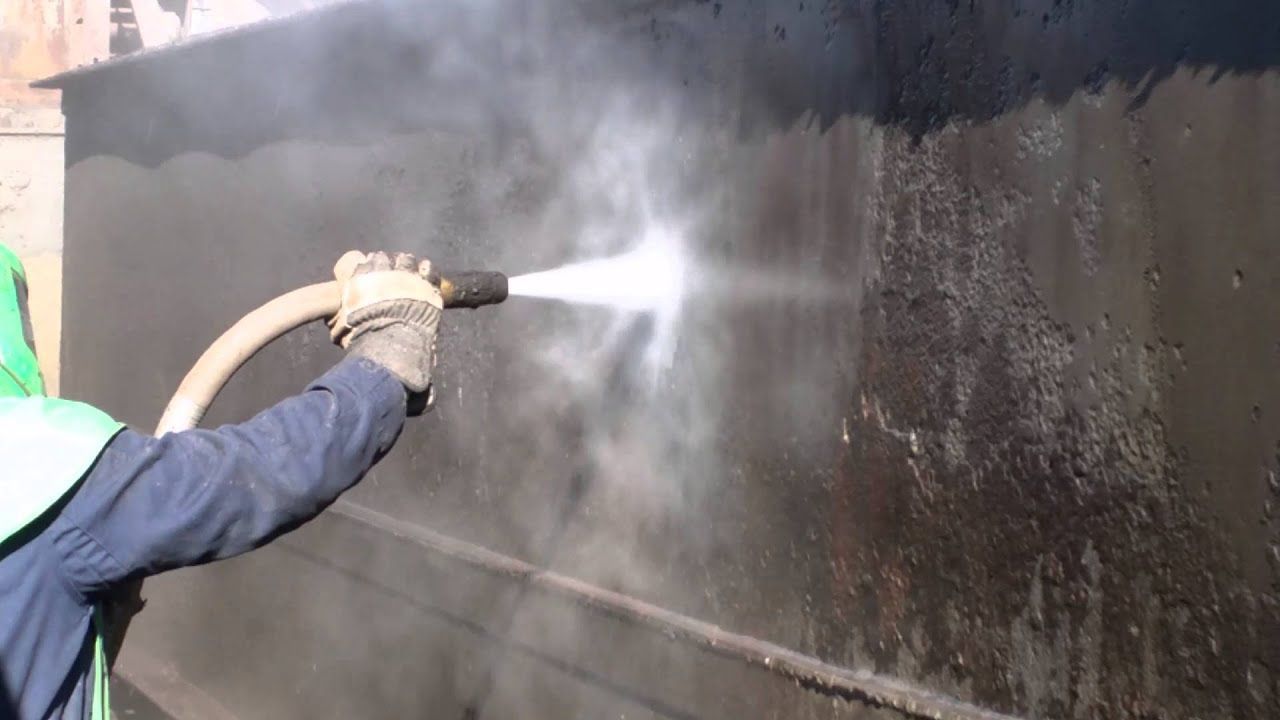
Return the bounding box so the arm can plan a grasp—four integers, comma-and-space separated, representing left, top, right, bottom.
329, 251, 443, 405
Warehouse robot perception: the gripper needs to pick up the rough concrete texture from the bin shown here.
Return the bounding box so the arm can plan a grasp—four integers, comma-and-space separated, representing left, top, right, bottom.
48, 1, 1280, 718
0, 133, 66, 257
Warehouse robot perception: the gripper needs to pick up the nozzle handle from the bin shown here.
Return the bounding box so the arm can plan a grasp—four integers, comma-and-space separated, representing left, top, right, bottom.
439, 271, 509, 309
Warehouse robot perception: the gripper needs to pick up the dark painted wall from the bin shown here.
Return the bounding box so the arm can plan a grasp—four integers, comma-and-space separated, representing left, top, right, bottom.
55, 1, 1278, 718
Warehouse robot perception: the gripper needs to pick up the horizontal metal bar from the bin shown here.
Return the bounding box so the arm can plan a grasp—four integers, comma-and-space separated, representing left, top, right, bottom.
329, 500, 1024, 720
276, 541, 700, 720
114, 646, 240, 720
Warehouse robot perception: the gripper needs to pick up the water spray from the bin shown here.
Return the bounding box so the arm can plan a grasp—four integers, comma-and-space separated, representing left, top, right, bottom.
507, 229, 687, 315
507, 229, 689, 379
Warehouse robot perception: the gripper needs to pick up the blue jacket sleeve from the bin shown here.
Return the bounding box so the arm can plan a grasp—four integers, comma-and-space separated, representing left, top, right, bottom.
49, 356, 407, 595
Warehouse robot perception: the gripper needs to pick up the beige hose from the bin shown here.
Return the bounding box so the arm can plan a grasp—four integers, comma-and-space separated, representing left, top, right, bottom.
154, 281, 340, 435
152, 267, 509, 435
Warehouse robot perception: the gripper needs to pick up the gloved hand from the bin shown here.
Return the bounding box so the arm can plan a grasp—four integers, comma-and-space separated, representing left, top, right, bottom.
329, 251, 442, 401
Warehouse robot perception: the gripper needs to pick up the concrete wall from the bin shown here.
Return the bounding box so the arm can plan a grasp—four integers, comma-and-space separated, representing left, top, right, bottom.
53, 1, 1280, 718
0, 0, 108, 393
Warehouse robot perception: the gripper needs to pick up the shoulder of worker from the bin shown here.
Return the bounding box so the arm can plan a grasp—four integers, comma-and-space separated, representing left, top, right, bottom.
0, 397, 122, 547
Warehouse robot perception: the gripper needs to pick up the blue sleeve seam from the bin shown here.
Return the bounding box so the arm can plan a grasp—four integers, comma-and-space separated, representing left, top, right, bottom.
51, 517, 131, 599
46, 520, 91, 605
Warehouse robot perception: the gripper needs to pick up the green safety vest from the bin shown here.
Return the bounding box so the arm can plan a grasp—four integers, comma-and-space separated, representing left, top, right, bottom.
1, 243, 123, 720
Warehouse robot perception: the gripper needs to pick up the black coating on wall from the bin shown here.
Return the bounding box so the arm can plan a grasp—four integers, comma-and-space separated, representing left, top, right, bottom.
57, 1, 1279, 718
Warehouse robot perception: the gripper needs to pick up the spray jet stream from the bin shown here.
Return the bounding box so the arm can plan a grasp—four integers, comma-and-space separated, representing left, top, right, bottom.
507, 228, 687, 315
508, 228, 689, 382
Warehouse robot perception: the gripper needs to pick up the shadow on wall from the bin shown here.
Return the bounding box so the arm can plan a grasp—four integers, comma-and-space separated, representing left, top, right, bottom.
45, 0, 1280, 168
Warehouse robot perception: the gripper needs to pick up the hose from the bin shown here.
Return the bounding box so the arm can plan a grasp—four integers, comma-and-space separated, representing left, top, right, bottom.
155, 268, 508, 434
154, 281, 340, 434
147, 282, 1020, 720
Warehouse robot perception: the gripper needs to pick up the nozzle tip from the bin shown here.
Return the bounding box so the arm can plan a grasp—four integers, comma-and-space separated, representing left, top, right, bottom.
440, 271, 508, 309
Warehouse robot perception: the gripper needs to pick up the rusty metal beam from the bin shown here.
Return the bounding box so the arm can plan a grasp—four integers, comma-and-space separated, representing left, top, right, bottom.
330, 500, 1023, 720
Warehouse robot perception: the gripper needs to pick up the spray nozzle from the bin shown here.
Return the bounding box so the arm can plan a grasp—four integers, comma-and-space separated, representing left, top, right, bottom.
435, 270, 509, 309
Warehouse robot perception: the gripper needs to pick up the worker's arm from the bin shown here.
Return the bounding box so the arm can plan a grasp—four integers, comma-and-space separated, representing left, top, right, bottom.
48, 356, 407, 595
49, 250, 440, 598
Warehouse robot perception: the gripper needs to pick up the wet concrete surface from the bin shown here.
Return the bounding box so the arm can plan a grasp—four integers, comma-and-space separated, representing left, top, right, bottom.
50, 1, 1280, 718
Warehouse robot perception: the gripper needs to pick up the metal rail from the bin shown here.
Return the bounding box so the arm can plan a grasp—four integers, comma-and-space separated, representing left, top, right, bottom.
331, 500, 1023, 720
